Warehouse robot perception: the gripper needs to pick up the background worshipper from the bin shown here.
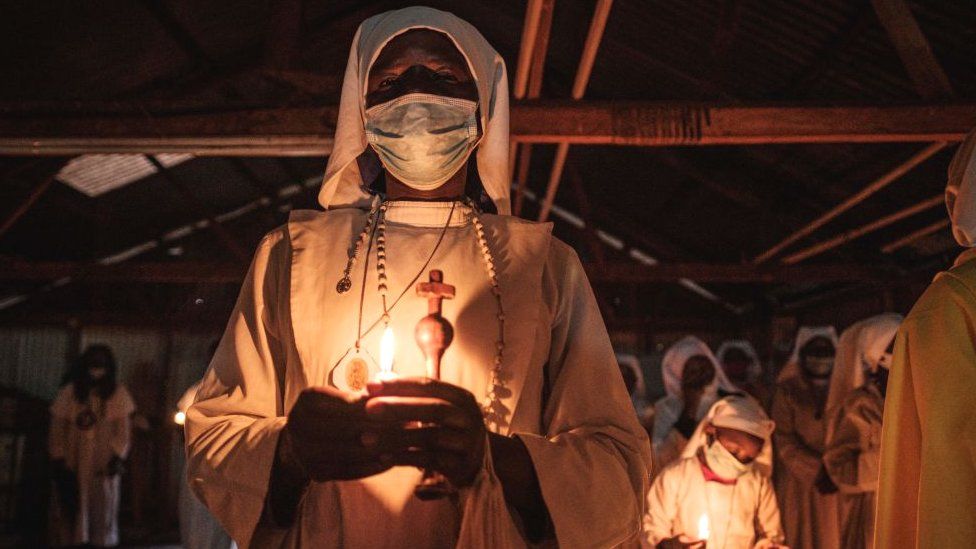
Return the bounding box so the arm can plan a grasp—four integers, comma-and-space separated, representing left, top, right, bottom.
651, 336, 738, 477
176, 379, 236, 549
48, 345, 135, 548
716, 339, 771, 410
771, 326, 840, 549
823, 314, 901, 549
185, 7, 651, 548
876, 127, 976, 549
618, 352, 650, 414
642, 395, 785, 549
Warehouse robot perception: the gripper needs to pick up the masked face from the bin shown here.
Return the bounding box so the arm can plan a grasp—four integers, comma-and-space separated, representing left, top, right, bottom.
703, 426, 763, 479
365, 93, 479, 190
799, 336, 835, 380
365, 29, 480, 192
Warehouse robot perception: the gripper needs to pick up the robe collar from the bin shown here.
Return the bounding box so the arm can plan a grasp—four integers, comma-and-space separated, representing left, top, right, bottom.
383, 199, 474, 228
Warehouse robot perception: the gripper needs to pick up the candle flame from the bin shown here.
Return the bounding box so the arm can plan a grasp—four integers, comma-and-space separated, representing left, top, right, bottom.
173, 411, 186, 426
697, 513, 710, 541
379, 325, 396, 377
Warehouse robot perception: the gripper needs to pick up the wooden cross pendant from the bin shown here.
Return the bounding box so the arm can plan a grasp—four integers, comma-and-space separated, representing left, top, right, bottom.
414, 270, 455, 380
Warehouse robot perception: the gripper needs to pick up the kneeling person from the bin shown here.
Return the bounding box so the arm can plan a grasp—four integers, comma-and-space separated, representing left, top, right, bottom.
643, 396, 785, 549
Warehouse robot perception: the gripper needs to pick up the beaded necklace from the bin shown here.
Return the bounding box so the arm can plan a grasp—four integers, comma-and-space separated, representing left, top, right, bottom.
334, 198, 507, 421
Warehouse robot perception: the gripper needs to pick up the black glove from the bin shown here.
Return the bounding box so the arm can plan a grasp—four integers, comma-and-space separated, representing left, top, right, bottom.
105, 455, 124, 477
51, 460, 79, 519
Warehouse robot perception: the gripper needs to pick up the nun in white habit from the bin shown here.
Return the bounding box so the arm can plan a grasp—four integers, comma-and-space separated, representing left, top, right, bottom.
651, 336, 737, 477
823, 314, 901, 549
185, 7, 651, 548
642, 396, 785, 549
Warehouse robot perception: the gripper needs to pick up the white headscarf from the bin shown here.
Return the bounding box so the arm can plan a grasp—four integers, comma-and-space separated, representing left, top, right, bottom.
319, 6, 511, 214
616, 353, 646, 398
776, 325, 839, 383
680, 395, 776, 476
947, 127, 976, 247
826, 314, 902, 427
661, 336, 737, 400
716, 339, 762, 384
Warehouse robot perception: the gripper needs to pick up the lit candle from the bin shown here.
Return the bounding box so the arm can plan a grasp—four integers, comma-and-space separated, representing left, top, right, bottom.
173, 410, 186, 425
697, 513, 710, 542
376, 325, 398, 381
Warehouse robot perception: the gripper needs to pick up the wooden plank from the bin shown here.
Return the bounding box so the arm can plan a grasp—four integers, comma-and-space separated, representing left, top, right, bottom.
871, 0, 954, 99
0, 259, 899, 284
2, 103, 976, 156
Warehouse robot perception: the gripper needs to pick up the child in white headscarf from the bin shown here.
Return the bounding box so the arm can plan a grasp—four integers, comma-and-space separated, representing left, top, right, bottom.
643, 395, 785, 549
824, 314, 901, 549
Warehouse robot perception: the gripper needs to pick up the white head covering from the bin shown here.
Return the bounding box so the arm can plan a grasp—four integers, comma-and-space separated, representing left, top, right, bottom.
320, 6, 511, 214
947, 127, 976, 247
776, 325, 839, 383
826, 314, 902, 423
716, 339, 762, 384
616, 353, 645, 397
680, 395, 776, 476
661, 336, 737, 399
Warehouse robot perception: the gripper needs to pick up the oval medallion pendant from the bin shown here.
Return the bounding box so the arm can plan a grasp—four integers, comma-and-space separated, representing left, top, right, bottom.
329, 349, 379, 393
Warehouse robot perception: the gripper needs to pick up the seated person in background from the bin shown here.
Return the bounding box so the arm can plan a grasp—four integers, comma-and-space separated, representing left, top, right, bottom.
717, 339, 771, 410
824, 314, 901, 549
652, 336, 737, 476
642, 395, 785, 549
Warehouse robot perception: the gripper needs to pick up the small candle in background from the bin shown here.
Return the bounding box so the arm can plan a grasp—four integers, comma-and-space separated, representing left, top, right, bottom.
173, 410, 186, 425
376, 325, 398, 381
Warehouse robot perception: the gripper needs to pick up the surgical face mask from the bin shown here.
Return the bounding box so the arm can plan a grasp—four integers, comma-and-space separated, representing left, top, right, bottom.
802, 356, 834, 378
704, 438, 752, 479
88, 367, 108, 380
365, 92, 479, 190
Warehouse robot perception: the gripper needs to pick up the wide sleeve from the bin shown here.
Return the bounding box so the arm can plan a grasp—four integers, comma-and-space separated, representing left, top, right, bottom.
876, 272, 976, 548
823, 395, 879, 494
184, 230, 291, 549
48, 386, 73, 461
107, 386, 136, 459
770, 386, 822, 484
753, 474, 786, 547
641, 466, 679, 548
515, 243, 653, 548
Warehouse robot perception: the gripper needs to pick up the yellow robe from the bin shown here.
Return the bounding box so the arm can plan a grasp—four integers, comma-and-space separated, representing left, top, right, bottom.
876, 248, 976, 548
771, 377, 840, 549
186, 203, 652, 548
823, 383, 882, 549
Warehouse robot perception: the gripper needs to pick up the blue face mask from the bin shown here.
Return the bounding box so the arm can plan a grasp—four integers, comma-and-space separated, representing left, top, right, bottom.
365, 93, 479, 190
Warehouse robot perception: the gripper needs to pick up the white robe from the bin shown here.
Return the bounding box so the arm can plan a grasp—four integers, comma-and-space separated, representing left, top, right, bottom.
642, 456, 785, 549
49, 384, 135, 547
823, 383, 882, 549
186, 202, 652, 548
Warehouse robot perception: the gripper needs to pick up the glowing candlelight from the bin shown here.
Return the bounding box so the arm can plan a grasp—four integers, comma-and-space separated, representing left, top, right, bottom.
376, 325, 398, 381
173, 411, 186, 425
697, 513, 710, 542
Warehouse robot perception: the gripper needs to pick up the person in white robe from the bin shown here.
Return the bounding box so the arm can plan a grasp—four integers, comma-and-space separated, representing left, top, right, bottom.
770, 326, 840, 549
49, 345, 135, 548
618, 353, 649, 414
716, 340, 770, 410
823, 314, 901, 549
643, 395, 785, 549
185, 7, 652, 548
176, 380, 236, 549
652, 336, 737, 477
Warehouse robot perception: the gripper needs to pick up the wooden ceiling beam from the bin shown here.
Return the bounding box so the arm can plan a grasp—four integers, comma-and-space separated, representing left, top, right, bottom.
4, 102, 975, 156
0, 260, 899, 285
870, 0, 954, 99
